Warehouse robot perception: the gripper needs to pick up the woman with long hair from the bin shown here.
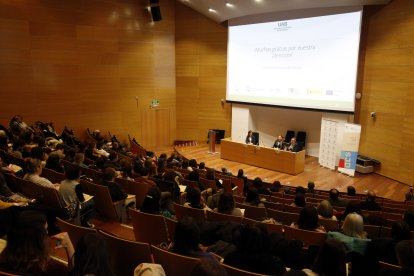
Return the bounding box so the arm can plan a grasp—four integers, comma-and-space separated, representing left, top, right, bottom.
0, 210, 74, 275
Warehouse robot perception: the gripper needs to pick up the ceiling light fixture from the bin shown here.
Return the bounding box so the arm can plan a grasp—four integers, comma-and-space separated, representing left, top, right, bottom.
225, 1, 234, 7
209, 8, 216, 12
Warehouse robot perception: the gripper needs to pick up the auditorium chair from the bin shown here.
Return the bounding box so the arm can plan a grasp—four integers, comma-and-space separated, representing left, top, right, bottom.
236, 202, 267, 221
284, 130, 295, 143
206, 210, 243, 224
150, 245, 200, 276
242, 217, 283, 235
318, 217, 340, 232
128, 180, 149, 210
222, 263, 266, 276
252, 131, 260, 145
378, 261, 402, 272
283, 204, 303, 213
41, 167, 66, 184
99, 230, 152, 276
164, 216, 177, 241
263, 201, 284, 211
56, 217, 97, 248
284, 226, 327, 247
129, 208, 169, 245
199, 177, 218, 190
173, 203, 206, 222
267, 208, 299, 226
296, 131, 307, 148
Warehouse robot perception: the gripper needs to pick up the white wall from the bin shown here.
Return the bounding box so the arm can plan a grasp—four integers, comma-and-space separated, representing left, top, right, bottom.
231, 104, 351, 156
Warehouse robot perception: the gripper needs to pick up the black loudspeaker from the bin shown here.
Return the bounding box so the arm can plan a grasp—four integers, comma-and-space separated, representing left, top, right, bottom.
150, 0, 162, 21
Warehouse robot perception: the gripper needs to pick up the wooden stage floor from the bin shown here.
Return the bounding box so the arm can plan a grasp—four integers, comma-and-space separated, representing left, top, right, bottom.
171, 144, 409, 202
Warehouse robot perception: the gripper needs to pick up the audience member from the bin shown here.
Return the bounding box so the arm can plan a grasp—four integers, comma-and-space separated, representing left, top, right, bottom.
59, 166, 95, 227
328, 188, 348, 207
215, 191, 242, 217
403, 209, 414, 230
190, 258, 227, 276
291, 193, 306, 208
253, 177, 270, 195
270, 180, 283, 193
303, 239, 347, 276
292, 206, 325, 233
347, 185, 357, 196
23, 158, 59, 190
405, 187, 414, 202
379, 240, 414, 276
317, 200, 337, 220
306, 181, 315, 195
0, 210, 74, 275
141, 186, 176, 221
70, 233, 114, 276
45, 154, 64, 173
245, 187, 265, 207
224, 223, 286, 275
100, 167, 127, 202
184, 188, 212, 211
172, 217, 215, 260
328, 213, 370, 255
360, 190, 381, 211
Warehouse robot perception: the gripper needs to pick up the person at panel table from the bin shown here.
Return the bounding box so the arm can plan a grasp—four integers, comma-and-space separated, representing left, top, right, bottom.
272, 135, 284, 149
285, 137, 302, 152
245, 130, 256, 145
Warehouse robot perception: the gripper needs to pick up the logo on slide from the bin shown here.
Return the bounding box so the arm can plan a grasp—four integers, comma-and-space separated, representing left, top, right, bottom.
274, 21, 291, 31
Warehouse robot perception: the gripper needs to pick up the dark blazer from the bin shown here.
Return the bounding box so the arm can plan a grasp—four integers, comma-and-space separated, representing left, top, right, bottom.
245, 135, 256, 145
286, 143, 302, 152
272, 140, 284, 149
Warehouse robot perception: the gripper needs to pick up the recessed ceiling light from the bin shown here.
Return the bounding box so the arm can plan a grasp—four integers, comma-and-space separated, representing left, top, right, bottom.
209, 8, 216, 12
225, 1, 234, 7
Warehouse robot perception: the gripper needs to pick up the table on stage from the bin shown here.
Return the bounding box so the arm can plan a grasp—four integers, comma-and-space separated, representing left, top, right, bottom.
220, 138, 305, 175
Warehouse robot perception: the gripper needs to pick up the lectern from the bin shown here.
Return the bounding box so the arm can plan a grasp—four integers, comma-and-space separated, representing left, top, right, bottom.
208, 130, 216, 154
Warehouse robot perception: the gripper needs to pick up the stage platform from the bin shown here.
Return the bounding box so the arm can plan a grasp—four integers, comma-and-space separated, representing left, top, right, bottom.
170, 144, 409, 202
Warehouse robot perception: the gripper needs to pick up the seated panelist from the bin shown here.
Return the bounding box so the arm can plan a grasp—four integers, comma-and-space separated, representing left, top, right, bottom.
285, 137, 302, 152
245, 130, 257, 145
272, 135, 284, 149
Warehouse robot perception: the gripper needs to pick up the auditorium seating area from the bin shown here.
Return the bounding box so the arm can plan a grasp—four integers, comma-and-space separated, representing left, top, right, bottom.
0, 119, 413, 275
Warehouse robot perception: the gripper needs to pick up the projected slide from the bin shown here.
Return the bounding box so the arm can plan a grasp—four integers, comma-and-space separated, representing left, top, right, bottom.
226, 11, 362, 113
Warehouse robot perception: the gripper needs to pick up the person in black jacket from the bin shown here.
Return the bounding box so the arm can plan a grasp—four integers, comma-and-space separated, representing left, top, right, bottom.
360, 190, 381, 211
100, 167, 127, 202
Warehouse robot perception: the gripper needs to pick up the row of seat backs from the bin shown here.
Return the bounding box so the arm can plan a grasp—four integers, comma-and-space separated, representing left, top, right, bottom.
56, 216, 263, 276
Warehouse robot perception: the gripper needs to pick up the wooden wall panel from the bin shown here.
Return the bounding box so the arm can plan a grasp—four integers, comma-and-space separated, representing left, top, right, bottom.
0, 0, 176, 148
175, 3, 231, 141
358, 0, 414, 184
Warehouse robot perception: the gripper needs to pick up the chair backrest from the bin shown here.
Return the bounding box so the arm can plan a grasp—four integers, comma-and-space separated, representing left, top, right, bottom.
114, 177, 132, 194
41, 167, 65, 184
229, 177, 244, 196
381, 206, 405, 214
173, 203, 206, 222
35, 184, 65, 209
263, 201, 284, 211
266, 208, 299, 226
180, 178, 199, 189
252, 132, 259, 145
318, 218, 340, 232
164, 216, 178, 242
296, 131, 307, 147
284, 226, 326, 247
233, 195, 245, 204
236, 202, 267, 221
98, 230, 152, 276
15, 177, 40, 199
81, 167, 103, 183
3, 173, 22, 194
206, 210, 243, 224
284, 130, 295, 143
84, 181, 121, 221
129, 208, 169, 245
242, 217, 283, 235
381, 212, 403, 221
364, 224, 381, 239
378, 261, 402, 272
199, 178, 217, 190
56, 217, 97, 248
222, 263, 266, 276
283, 204, 303, 213
150, 245, 200, 276
0, 270, 22, 276
129, 181, 149, 210
380, 226, 391, 239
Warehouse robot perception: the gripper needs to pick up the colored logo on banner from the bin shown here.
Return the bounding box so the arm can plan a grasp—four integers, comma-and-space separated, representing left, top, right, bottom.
338, 151, 358, 169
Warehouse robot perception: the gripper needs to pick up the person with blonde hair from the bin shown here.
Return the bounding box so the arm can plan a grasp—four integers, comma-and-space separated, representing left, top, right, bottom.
327, 213, 370, 255
342, 213, 367, 239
